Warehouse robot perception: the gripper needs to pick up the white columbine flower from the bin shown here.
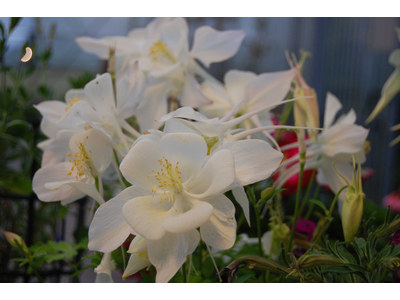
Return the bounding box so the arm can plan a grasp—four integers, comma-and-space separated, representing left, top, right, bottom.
275, 92, 369, 210
32, 128, 112, 205
88, 132, 283, 282
77, 18, 246, 133
199, 68, 295, 122
58, 72, 142, 152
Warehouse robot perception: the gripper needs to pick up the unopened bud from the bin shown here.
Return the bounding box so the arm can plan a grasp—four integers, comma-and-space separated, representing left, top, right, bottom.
261, 187, 275, 201
342, 193, 365, 242
341, 155, 365, 242
3, 231, 28, 253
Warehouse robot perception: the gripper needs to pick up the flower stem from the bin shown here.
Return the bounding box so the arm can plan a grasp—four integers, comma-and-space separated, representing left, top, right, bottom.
182, 259, 187, 283
313, 185, 348, 245
275, 101, 294, 141
305, 184, 321, 219
299, 169, 316, 217
246, 186, 263, 257
287, 153, 305, 253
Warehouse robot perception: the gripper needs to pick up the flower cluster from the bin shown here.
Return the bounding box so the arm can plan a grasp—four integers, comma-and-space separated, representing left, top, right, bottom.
30, 17, 380, 283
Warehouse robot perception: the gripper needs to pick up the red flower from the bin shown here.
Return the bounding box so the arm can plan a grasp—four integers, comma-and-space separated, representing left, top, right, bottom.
273, 131, 314, 196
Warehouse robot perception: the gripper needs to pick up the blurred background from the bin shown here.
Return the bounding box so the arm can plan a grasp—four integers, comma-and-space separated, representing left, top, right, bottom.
1, 17, 399, 282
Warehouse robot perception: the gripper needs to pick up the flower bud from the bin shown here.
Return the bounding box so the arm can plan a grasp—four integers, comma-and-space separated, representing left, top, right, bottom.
3, 231, 28, 253
341, 156, 365, 242
261, 187, 275, 201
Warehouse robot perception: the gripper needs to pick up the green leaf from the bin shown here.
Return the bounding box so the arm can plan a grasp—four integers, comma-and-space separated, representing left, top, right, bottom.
337, 245, 357, 264
309, 199, 328, 213
9, 17, 22, 35
0, 22, 5, 39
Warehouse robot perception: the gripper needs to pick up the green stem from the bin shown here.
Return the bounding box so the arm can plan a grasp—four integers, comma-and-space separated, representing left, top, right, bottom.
275, 101, 294, 141
313, 185, 348, 245
299, 169, 316, 217
287, 153, 305, 253
305, 184, 321, 219
247, 186, 263, 257
198, 240, 203, 276
26, 253, 44, 283
182, 259, 187, 283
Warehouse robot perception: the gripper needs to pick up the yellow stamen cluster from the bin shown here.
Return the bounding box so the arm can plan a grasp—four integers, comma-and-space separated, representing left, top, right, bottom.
149, 41, 177, 63
148, 157, 183, 203
66, 137, 95, 181
65, 98, 81, 112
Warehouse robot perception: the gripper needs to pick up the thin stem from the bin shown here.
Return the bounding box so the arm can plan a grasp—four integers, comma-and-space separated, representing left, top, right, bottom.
287, 153, 305, 253
299, 169, 316, 217
182, 259, 187, 283
305, 184, 321, 219
275, 101, 294, 141
247, 186, 263, 257
313, 185, 348, 245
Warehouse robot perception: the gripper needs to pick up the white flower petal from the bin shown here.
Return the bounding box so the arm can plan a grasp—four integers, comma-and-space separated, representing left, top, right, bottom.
135, 81, 168, 132
88, 186, 147, 253
76, 37, 115, 60
185, 149, 235, 197
245, 68, 296, 110
158, 106, 213, 123
84, 73, 116, 116
199, 80, 232, 119
123, 254, 151, 279
180, 73, 212, 107
69, 129, 112, 174
120, 140, 163, 190
122, 195, 173, 241
232, 186, 251, 226
32, 162, 84, 203
34, 101, 67, 123
335, 108, 357, 126
191, 26, 246, 68
200, 194, 236, 250
319, 124, 369, 157
324, 92, 343, 128
148, 230, 199, 283
162, 198, 213, 233
225, 70, 256, 105
159, 133, 207, 183
217, 140, 283, 187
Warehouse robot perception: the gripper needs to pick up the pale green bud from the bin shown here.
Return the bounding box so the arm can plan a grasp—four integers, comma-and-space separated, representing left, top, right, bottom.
3, 231, 28, 253
341, 156, 365, 242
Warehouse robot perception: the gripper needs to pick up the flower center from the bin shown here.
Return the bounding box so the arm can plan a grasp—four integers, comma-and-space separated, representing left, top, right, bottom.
149, 41, 177, 63
148, 157, 183, 202
65, 98, 81, 112
66, 138, 96, 180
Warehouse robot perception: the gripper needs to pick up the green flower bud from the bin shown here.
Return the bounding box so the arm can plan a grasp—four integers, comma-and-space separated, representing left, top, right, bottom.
3, 231, 28, 253
341, 156, 365, 242
261, 187, 275, 201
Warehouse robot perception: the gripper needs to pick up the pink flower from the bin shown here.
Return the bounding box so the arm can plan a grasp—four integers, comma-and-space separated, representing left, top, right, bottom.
383, 190, 400, 213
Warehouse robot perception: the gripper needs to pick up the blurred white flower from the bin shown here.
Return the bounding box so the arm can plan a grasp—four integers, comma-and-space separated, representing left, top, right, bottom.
276, 92, 369, 211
